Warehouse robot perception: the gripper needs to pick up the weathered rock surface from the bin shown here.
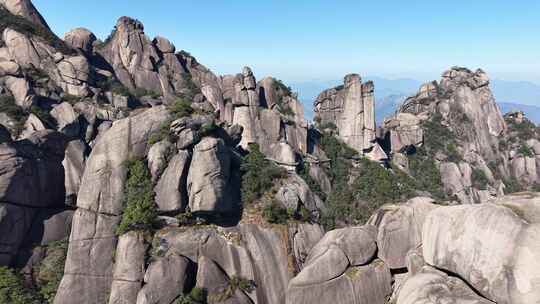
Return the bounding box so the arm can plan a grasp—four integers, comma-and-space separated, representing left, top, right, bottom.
423, 192, 540, 304
64, 28, 96, 53
287, 226, 392, 304
0, 0, 50, 29
55, 107, 170, 304
154, 150, 190, 213
0, 130, 67, 207
396, 266, 494, 304
368, 197, 438, 269
109, 231, 148, 304
314, 74, 378, 155
187, 137, 236, 214
136, 254, 190, 304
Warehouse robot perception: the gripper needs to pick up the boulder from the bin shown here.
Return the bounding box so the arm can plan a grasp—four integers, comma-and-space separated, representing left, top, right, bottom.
196, 256, 252, 304
187, 137, 236, 214
147, 140, 173, 183
109, 231, 148, 304
367, 197, 438, 269
64, 28, 96, 52
136, 254, 191, 304
154, 151, 190, 212
396, 266, 494, 304
51, 102, 80, 137
287, 259, 392, 304
0, 130, 67, 207
423, 193, 540, 304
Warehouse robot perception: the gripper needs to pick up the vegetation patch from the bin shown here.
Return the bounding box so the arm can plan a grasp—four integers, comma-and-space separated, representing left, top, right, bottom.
408, 148, 447, 199
116, 158, 158, 235
471, 168, 489, 190
36, 240, 68, 303
240, 143, 286, 204
0, 95, 27, 135
169, 98, 195, 119
175, 287, 207, 304
208, 276, 256, 303
0, 266, 40, 304
298, 162, 326, 201
517, 145, 535, 158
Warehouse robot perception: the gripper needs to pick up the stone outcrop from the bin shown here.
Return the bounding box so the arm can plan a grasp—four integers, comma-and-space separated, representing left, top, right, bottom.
0, 0, 50, 29
54, 107, 170, 304
63, 28, 96, 53
397, 266, 495, 304
314, 74, 379, 156
368, 197, 438, 269
287, 225, 392, 304
422, 192, 540, 304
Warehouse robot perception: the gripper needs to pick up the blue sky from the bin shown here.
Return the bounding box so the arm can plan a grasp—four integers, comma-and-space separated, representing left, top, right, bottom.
33, 0, 540, 84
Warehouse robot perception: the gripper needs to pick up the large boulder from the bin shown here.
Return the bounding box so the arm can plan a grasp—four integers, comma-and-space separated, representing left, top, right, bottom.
109, 232, 148, 304
287, 226, 391, 304
396, 266, 494, 304
423, 192, 540, 304
368, 197, 438, 269
0, 130, 67, 207
136, 254, 191, 304
0, 203, 34, 265
187, 137, 236, 214
63, 28, 96, 53
154, 150, 190, 212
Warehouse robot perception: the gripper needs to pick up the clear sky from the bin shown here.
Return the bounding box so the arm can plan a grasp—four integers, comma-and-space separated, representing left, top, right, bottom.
33, 0, 540, 84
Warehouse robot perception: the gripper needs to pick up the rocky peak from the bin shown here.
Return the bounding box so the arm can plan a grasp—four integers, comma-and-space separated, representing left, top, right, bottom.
314, 74, 379, 157
63, 28, 96, 53
0, 0, 49, 29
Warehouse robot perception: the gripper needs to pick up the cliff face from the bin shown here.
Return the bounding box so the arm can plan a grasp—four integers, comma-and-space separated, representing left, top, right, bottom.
0, 2, 540, 304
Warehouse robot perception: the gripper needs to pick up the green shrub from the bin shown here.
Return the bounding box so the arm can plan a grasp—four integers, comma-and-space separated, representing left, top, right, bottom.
0, 6, 75, 55
175, 287, 207, 304
422, 113, 461, 161
471, 168, 489, 190
517, 145, 535, 157
298, 162, 326, 201
37, 240, 68, 302
262, 201, 289, 224
179, 73, 202, 101
408, 148, 446, 199
533, 183, 540, 192
169, 98, 194, 119
0, 95, 27, 135
353, 158, 415, 205
240, 143, 286, 204
0, 267, 39, 304
209, 277, 256, 303
30, 106, 57, 128
116, 159, 157, 235
504, 177, 523, 194
132, 88, 161, 99
506, 117, 537, 141
148, 122, 172, 145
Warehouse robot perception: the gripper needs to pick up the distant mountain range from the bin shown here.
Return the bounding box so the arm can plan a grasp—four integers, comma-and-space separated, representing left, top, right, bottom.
292, 77, 540, 124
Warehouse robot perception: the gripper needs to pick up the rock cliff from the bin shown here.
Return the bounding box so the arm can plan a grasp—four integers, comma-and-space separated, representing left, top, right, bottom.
0, 2, 539, 304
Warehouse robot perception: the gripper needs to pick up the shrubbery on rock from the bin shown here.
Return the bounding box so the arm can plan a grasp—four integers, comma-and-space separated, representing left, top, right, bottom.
116, 159, 158, 235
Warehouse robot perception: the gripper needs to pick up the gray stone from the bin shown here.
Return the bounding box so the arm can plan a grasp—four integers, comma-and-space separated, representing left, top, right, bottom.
136, 254, 190, 304
423, 193, 540, 304
367, 197, 438, 269
187, 137, 235, 213
147, 140, 173, 183
64, 28, 96, 52
154, 151, 190, 213
396, 266, 494, 304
